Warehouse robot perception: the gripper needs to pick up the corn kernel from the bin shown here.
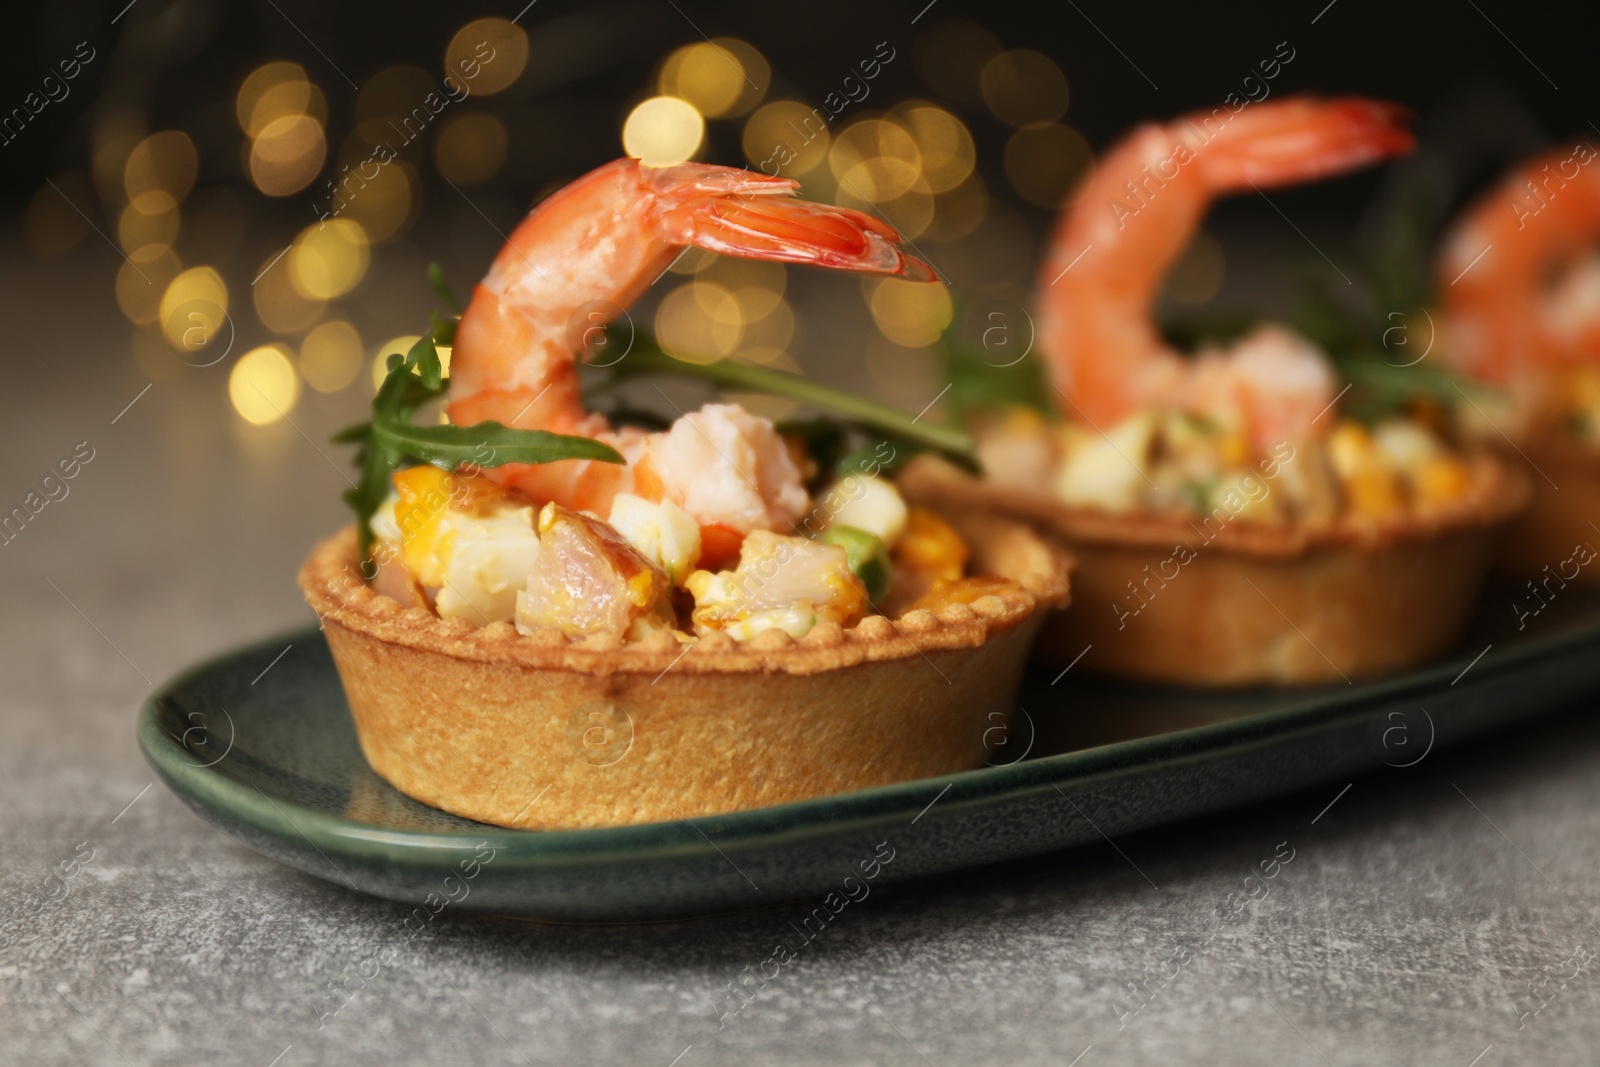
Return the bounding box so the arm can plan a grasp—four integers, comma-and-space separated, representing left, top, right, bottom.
1570, 368, 1600, 412
909, 576, 1019, 613
1414, 456, 1471, 508
1344, 469, 1404, 517
1219, 433, 1249, 467
894, 507, 968, 584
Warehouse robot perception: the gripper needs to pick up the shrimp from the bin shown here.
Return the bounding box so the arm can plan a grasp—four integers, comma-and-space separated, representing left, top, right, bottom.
1036, 96, 1414, 453
447, 158, 933, 538
1437, 138, 1600, 389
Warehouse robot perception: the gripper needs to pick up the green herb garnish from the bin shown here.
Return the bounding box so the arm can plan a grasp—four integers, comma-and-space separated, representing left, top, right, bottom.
586, 326, 975, 465
337, 292, 623, 560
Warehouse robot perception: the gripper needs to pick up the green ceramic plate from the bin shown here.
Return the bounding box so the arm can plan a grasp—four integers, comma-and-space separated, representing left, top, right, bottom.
139, 588, 1600, 921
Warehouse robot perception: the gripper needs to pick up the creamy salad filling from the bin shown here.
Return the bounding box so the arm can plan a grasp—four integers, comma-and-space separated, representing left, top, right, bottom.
975, 405, 1476, 526
367, 459, 1004, 642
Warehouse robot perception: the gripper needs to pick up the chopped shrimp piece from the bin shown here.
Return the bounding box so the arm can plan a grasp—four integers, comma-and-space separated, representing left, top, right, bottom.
686, 530, 865, 638
515, 504, 670, 639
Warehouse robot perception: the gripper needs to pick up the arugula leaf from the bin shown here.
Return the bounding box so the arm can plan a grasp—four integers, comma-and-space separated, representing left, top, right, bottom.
428, 262, 461, 314
588, 326, 975, 463
936, 340, 1049, 425
339, 322, 622, 559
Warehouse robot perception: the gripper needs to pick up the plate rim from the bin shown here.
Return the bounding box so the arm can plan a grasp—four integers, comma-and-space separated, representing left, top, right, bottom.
139, 614, 1599, 864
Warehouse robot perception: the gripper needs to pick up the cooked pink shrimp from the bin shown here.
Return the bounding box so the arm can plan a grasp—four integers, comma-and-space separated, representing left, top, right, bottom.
1437, 138, 1600, 386
1036, 96, 1414, 452
447, 158, 933, 538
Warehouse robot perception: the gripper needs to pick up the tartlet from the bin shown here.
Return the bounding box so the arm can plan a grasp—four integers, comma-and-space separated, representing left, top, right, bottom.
1489, 433, 1600, 583
300, 500, 1068, 830
900, 450, 1526, 687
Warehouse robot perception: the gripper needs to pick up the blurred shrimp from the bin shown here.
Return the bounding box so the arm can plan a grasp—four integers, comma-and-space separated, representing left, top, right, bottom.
1437, 138, 1600, 388
1036, 95, 1414, 452
447, 158, 933, 537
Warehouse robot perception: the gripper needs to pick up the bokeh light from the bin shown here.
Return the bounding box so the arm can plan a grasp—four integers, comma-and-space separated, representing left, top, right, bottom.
229, 344, 301, 425
741, 99, 831, 175
622, 96, 704, 165
300, 320, 364, 392
829, 119, 922, 200
981, 50, 1070, 127
659, 39, 769, 118
158, 266, 229, 350
115, 245, 183, 325
434, 112, 509, 186
656, 282, 743, 363
893, 104, 976, 193
337, 160, 419, 243
928, 174, 989, 243
866, 276, 953, 347
118, 199, 180, 254
445, 18, 528, 95
249, 114, 327, 196
123, 131, 198, 214
1004, 122, 1092, 208
254, 249, 326, 334
289, 219, 370, 300
236, 62, 311, 131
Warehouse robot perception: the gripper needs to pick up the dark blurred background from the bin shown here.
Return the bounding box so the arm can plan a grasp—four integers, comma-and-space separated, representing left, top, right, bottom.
0, 0, 1587, 429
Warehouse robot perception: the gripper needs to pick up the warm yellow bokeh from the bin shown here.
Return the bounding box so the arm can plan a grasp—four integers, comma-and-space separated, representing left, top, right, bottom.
981, 50, 1070, 127
300, 320, 364, 392
250, 115, 327, 197
739, 296, 795, 351
229, 345, 301, 425
236, 62, 310, 130
894, 105, 976, 193
655, 282, 742, 364
124, 131, 198, 214
623, 96, 704, 165
829, 119, 923, 200
434, 112, 508, 186
659, 39, 768, 118
1004, 122, 1092, 208
741, 100, 831, 176
446, 18, 528, 95
289, 219, 370, 300
337, 160, 418, 243
254, 249, 325, 334
927, 174, 989, 242
115, 245, 183, 325
158, 266, 228, 350
117, 199, 179, 253
867, 276, 953, 347
244, 79, 326, 139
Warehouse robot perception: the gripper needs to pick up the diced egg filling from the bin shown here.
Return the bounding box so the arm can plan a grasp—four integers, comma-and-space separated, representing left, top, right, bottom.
365, 460, 1009, 643
977, 405, 1476, 524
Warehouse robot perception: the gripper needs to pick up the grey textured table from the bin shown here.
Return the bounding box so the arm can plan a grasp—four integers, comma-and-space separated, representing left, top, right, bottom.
4, 240, 1600, 1067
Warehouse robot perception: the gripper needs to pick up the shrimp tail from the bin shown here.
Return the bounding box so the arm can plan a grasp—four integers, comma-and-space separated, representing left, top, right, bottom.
1181, 96, 1415, 192
643, 163, 935, 281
